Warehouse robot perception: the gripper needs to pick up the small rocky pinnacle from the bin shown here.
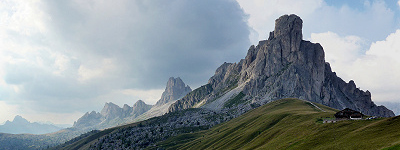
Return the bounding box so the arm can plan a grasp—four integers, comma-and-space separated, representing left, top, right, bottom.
274, 14, 302, 39
272, 14, 303, 53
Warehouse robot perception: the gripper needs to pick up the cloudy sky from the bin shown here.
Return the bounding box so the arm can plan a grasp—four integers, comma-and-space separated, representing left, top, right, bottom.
0, 0, 399, 125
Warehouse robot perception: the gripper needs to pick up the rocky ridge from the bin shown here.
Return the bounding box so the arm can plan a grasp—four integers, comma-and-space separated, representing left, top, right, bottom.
73, 100, 152, 129
169, 14, 394, 117
73, 77, 191, 130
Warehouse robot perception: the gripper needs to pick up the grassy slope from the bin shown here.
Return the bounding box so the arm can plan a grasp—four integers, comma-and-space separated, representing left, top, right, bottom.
150, 98, 400, 150
50, 121, 142, 150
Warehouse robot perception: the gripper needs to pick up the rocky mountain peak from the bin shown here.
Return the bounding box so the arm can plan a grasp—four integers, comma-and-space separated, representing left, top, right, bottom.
169, 14, 394, 117
123, 104, 131, 111
273, 14, 302, 40
12, 115, 29, 124
131, 100, 152, 118
133, 100, 146, 107
100, 102, 123, 119
155, 77, 192, 106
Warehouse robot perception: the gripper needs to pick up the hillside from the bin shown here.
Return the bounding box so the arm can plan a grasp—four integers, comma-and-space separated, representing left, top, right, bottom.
49, 107, 227, 150
151, 99, 400, 150
52, 98, 400, 150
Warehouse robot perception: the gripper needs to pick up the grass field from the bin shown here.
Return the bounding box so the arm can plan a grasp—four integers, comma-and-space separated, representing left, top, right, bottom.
149, 98, 400, 150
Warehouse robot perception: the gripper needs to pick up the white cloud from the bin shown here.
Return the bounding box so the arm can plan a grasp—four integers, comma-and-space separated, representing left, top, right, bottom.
0, 0, 250, 124
311, 30, 400, 103
310, 32, 365, 81
78, 58, 116, 82
21, 111, 82, 125
237, 0, 396, 43
0, 101, 18, 124
236, 0, 323, 44
398, 0, 400, 7
351, 30, 400, 102
120, 89, 164, 105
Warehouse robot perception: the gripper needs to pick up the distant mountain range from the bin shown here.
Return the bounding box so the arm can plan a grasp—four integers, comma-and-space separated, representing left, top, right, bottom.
72, 77, 192, 130
0, 77, 192, 150
0, 115, 63, 134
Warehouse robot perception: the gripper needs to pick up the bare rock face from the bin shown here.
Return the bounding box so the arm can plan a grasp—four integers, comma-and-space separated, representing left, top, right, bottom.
73, 111, 103, 128
169, 14, 394, 117
131, 100, 152, 118
74, 100, 152, 129
155, 77, 192, 106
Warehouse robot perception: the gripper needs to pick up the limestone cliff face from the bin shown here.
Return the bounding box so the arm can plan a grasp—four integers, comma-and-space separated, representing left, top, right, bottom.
155, 77, 192, 106
169, 14, 394, 117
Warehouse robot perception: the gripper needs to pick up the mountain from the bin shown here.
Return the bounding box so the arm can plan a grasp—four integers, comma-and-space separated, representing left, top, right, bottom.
377, 101, 400, 115
0, 77, 189, 150
0, 99, 153, 150
72, 111, 103, 129
132, 77, 192, 122
0, 115, 63, 134
131, 100, 153, 118
73, 100, 152, 130
152, 99, 400, 150
73, 77, 190, 130
50, 14, 398, 150
168, 14, 394, 117
155, 77, 192, 106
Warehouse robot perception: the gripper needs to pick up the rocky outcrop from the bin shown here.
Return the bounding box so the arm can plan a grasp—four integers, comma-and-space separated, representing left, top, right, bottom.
169, 14, 394, 117
155, 77, 192, 106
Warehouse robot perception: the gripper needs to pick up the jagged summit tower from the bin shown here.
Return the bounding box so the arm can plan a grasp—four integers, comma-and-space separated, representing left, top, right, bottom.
169, 14, 394, 117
